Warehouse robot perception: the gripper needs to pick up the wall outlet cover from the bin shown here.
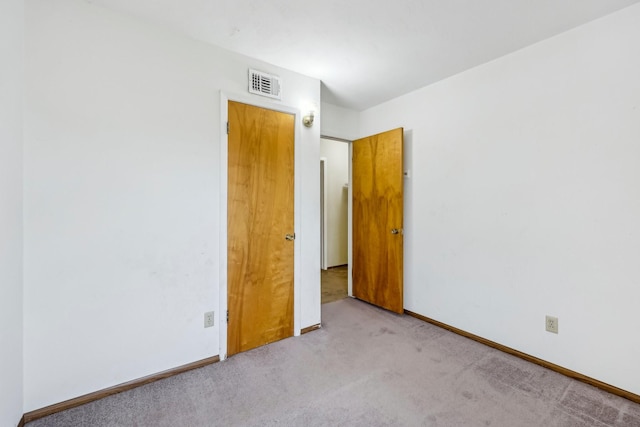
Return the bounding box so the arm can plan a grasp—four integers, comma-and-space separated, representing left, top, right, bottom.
204, 311, 215, 328
545, 315, 558, 334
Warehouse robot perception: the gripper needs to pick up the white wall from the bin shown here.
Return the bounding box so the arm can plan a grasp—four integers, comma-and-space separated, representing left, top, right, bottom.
0, 0, 24, 425
24, 0, 320, 412
359, 4, 640, 395
320, 102, 360, 141
320, 139, 349, 267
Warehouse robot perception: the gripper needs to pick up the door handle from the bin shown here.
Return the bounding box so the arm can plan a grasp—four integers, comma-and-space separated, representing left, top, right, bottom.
285, 233, 296, 241
390, 228, 403, 235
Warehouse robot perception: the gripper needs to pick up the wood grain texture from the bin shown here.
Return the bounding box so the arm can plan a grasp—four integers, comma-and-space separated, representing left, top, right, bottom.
18, 415, 25, 427
227, 101, 295, 356
352, 128, 404, 313
405, 310, 640, 405
22, 356, 220, 423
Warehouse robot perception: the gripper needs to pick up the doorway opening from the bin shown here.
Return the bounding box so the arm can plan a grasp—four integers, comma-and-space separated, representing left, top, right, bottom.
319, 129, 404, 313
320, 136, 350, 304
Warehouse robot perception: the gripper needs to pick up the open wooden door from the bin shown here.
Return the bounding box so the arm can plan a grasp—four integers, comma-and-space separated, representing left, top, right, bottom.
227, 101, 295, 356
352, 128, 404, 314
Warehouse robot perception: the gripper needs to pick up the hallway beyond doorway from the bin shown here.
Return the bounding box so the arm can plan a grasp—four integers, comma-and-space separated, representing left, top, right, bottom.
321, 266, 347, 304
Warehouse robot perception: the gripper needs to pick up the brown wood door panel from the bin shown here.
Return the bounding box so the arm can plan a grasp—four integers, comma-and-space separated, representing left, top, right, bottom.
227, 101, 295, 356
352, 128, 404, 314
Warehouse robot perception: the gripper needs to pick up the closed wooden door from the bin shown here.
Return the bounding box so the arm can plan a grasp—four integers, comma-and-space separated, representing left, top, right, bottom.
352, 128, 404, 313
227, 101, 295, 356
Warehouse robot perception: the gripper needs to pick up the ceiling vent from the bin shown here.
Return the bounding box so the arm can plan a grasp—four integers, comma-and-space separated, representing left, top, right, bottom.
248, 69, 282, 100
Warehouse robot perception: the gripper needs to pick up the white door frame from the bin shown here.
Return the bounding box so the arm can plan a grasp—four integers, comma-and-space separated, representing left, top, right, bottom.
220, 92, 303, 360
320, 157, 328, 270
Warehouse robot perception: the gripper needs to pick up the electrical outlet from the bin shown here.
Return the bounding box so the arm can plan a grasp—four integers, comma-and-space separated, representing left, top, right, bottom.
204, 311, 214, 328
545, 315, 558, 334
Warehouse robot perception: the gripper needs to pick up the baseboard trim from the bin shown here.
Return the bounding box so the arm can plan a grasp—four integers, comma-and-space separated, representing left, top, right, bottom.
405, 310, 640, 405
17, 415, 25, 427
23, 355, 220, 424
301, 323, 321, 334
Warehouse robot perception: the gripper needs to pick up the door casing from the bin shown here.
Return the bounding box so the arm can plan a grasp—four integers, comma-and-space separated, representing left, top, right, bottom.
219, 92, 303, 360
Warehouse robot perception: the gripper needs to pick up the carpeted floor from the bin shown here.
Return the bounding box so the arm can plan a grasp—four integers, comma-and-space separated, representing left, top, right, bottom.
29, 298, 640, 426
321, 265, 348, 304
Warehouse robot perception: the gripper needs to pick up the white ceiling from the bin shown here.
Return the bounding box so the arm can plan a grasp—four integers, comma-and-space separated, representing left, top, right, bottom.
89, 0, 639, 111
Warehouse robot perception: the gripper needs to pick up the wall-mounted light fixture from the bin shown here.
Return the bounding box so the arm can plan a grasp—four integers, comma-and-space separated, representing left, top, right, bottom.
302, 111, 315, 127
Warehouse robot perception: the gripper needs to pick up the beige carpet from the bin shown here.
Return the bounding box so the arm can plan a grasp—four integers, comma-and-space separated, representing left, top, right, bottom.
29, 298, 640, 426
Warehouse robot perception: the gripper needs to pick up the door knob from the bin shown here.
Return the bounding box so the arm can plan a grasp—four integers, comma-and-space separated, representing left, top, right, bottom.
390, 228, 403, 235
285, 233, 296, 241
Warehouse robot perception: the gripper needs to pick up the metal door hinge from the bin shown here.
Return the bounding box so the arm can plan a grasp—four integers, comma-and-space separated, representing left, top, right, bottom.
285, 233, 296, 241
226, 122, 229, 134
226, 310, 229, 323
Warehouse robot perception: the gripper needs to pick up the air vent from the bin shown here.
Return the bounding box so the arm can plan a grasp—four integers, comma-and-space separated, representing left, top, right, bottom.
248, 69, 282, 100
